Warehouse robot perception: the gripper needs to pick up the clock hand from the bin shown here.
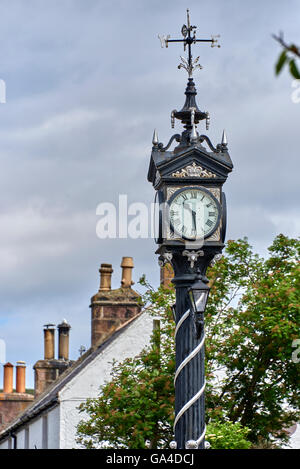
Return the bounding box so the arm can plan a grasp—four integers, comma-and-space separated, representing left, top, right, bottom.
192, 210, 196, 231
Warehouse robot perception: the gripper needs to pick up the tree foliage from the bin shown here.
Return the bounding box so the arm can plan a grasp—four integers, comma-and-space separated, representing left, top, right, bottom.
206, 421, 251, 450
77, 234, 299, 449
205, 234, 300, 445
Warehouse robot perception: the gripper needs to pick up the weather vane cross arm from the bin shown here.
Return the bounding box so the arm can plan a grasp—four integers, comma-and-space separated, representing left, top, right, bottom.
158, 9, 220, 77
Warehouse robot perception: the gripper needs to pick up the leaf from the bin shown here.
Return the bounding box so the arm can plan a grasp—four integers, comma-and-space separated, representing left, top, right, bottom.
275, 50, 287, 75
289, 59, 300, 79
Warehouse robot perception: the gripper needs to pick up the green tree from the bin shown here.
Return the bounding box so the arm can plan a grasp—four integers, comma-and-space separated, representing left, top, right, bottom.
205, 234, 300, 445
77, 234, 299, 448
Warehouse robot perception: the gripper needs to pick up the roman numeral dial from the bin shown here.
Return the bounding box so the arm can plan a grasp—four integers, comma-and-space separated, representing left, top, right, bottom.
168, 187, 221, 240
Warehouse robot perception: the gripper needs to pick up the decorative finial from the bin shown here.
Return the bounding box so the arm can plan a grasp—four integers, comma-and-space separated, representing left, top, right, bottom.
152, 129, 159, 146
158, 9, 220, 78
221, 129, 228, 146
191, 125, 198, 143
190, 108, 198, 143
206, 112, 210, 131
211, 35, 221, 48
158, 34, 170, 48
178, 55, 202, 78
171, 110, 177, 129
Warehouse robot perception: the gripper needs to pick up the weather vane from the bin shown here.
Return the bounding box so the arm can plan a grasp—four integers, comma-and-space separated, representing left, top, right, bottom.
159, 9, 220, 77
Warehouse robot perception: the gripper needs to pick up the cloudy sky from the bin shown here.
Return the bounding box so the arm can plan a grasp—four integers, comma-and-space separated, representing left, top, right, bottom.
0, 0, 299, 387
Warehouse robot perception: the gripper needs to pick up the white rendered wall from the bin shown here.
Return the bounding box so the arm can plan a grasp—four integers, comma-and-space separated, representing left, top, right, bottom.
59, 312, 154, 449
0, 406, 60, 450
16, 429, 25, 450
0, 439, 9, 449
28, 417, 43, 449
47, 406, 60, 449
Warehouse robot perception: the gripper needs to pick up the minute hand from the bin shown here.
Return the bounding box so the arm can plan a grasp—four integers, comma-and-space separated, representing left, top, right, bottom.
192, 210, 197, 231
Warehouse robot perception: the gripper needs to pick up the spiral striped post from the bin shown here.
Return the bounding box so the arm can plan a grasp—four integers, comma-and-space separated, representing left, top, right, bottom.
172, 276, 206, 449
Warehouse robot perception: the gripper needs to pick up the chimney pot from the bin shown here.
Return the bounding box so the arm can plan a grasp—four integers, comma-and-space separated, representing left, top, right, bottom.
3, 362, 14, 394
57, 320, 71, 360
99, 264, 113, 291
121, 257, 134, 288
44, 324, 55, 360
16, 361, 26, 393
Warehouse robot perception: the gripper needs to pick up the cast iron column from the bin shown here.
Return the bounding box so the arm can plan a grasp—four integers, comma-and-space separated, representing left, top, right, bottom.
169, 249, 214, 449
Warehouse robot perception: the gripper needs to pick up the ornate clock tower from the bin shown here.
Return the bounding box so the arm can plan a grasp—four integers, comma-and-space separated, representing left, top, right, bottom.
148, 11, 233, 449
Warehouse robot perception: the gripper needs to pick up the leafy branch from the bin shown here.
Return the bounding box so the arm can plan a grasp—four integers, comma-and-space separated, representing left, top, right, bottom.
273, 32, 300, 79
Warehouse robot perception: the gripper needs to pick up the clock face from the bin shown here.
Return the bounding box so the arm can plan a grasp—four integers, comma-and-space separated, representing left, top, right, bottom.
168, 187, 220, 240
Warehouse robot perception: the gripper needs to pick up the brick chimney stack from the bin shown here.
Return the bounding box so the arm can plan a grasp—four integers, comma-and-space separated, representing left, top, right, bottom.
0, 362, 34, 431
34, 323, 73, 397
3, 363, 13, 394
90, 258, 141, 347
16, 361, 26, 394
57, 320, 71, 361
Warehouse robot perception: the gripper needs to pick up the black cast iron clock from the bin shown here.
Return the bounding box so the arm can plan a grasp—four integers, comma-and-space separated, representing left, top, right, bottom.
147, 9, 234, 450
